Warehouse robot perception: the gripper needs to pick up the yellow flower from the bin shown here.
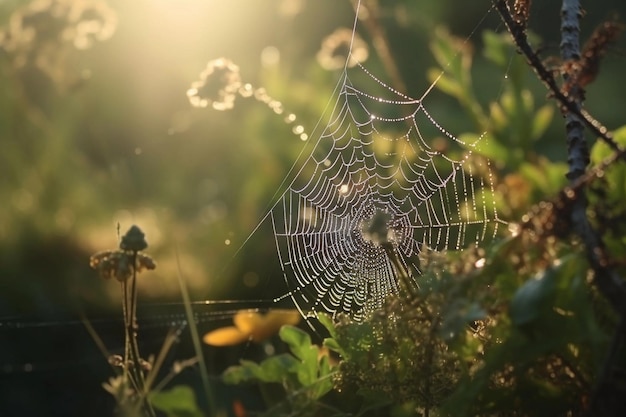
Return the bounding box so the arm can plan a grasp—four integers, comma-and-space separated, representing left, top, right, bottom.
203, 309, 301, 346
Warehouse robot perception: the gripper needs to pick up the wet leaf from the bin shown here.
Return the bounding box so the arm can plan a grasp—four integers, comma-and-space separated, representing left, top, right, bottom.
222, 355, 299, 384
510, 267, 557, 326
531, 105, 554, 140
460, 132, 509, 162
279, 325, 319, 385
427, 68, 462, 97
150, 386, 203, 417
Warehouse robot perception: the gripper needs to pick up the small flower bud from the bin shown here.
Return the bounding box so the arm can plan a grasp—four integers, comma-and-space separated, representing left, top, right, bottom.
108, 355, 124, 367
120, 225, 148, 252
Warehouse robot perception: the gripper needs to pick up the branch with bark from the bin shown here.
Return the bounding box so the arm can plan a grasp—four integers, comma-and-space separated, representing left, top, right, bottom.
492, 0, 626, 161
493, 0, 626, 313
495, 1, 626, 415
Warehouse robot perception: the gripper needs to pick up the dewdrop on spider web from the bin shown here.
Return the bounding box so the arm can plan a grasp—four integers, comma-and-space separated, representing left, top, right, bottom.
269, 49, 505, 321
187, 57, 308, 140
187, 16, 504, 322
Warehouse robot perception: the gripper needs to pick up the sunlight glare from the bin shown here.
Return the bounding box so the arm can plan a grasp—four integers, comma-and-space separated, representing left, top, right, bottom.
261, 46, 280, 67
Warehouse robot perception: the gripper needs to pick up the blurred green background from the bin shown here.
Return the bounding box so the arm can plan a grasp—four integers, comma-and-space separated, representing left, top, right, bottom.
1, 0, 625, 416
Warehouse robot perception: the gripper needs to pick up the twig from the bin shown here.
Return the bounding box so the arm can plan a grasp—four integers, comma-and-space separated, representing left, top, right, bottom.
560, 0, 588, 180
127, 252, 155, 417
563, 0, 626, 316
496, 1, 626, 415
120, 280, 140, 390
128, 252, 147, 391
492, 0, 626, 161
494, 0, 626, 413
493, 0, 626, 313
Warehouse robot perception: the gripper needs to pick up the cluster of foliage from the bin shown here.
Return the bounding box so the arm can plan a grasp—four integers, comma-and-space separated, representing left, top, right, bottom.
215, 8, 626, 417
223, 325, 334, 416
3, 1, 626, 416
220, 236, 616, 416
83, 3, 626, 415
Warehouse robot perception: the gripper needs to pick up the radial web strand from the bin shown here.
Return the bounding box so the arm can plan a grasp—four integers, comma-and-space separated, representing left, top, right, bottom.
271, 62, 505, 321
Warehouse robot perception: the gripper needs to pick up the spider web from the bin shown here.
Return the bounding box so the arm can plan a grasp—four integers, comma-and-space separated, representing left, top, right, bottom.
269, 35, 505, 322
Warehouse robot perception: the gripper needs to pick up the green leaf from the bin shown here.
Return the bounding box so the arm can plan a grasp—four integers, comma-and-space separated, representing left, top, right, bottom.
323, 337, 343, 355
258, 354, 300, 382
356, 388, 393, 416
279, 325, 320, 386
543, 162, 569, 193
531, 104, 554, 140
482, 30, 510, 67
427, 68, 462, 98
279, 325, 312, 360
509, 267, 557, 326
519, 160, 567, 195
319, 314, 346, 357
296, 352, 319, 386
222, 360, 261, 384
430, 28, 467, 77
311, 354, 334, 399
489, 102, 508, 131
317, 313, 337, 339
521, 89, 535, 114
590, 126, 626, 206
460, 132, 509, 163
149, 386, 203, 417
222, 354, 299, 384
590, 125, 626, 163
391, 402, 421, 417
441, 299, 487, 341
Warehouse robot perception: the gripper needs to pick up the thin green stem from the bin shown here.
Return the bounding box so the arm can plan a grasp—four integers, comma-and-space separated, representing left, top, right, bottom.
129, 252, 141, 375
144, 328, 181, 393
151, 359, 200, 395
120, 279, 143, 405
128, 251, 156, 417
175, 247, 217, 416
120, 280, 132, 375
